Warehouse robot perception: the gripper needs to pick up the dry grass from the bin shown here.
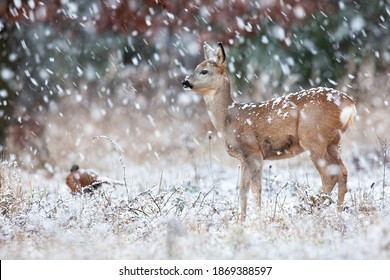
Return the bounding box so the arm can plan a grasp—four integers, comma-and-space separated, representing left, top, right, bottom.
1, 131, 389, 259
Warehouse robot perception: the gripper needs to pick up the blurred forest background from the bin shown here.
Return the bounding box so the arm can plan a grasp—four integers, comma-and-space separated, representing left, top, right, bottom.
0, 0, 389, 173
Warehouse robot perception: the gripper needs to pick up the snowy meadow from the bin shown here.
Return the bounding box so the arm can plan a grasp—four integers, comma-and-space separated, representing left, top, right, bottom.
1, 1, 390, 260
1, 90, 389, 259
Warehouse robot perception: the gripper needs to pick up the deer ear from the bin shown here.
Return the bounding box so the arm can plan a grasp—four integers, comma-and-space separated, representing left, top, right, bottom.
203, 42, 215, 60
214, 42, 226, 66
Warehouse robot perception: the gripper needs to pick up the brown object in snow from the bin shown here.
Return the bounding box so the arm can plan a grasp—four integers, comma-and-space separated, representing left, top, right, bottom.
66, 164, 101, 194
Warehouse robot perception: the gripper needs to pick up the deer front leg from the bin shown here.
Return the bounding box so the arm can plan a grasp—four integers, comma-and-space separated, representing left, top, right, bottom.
249, 160, 263, 214
240, 156, 263, 222
239, 163, 251, 222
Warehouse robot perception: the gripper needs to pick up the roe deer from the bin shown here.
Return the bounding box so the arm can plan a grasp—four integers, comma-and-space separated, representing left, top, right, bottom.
182, 42, 356, 222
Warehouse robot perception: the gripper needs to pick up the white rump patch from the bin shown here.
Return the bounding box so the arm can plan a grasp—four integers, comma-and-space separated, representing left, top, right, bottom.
340, 105, 356, 126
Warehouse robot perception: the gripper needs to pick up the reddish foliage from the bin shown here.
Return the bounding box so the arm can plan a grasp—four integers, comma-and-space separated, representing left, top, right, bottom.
0, 0, 62, 23
1, 0, 338, 44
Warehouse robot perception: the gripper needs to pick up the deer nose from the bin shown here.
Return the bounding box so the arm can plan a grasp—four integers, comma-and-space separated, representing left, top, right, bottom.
182, 80, 193, 89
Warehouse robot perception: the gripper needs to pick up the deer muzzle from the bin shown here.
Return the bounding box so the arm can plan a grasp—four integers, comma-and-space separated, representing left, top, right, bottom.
182, 79, 193, 89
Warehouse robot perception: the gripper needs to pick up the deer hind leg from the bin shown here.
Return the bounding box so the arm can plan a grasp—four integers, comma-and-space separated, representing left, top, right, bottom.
310, 152, 336, 190
239, 163, 251, 222
327, 143, 348, 211
310, 151, 338, 207
310, 143, 347, 210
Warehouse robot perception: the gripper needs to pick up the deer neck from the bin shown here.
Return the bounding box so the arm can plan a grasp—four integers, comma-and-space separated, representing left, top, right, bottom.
202, 75, 234, 132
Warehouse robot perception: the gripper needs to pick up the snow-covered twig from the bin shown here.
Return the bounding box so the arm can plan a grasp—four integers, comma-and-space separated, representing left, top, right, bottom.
92, 135, 130, 201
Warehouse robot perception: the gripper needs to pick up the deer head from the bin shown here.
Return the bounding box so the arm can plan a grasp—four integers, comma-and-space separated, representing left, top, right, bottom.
182, 42, 228, 95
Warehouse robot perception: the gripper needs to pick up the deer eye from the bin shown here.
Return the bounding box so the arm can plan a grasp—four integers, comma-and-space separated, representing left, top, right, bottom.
200, 70, 208, 75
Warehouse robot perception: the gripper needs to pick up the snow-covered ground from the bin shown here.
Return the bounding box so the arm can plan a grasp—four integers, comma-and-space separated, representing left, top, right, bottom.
1, 93, 389, 259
